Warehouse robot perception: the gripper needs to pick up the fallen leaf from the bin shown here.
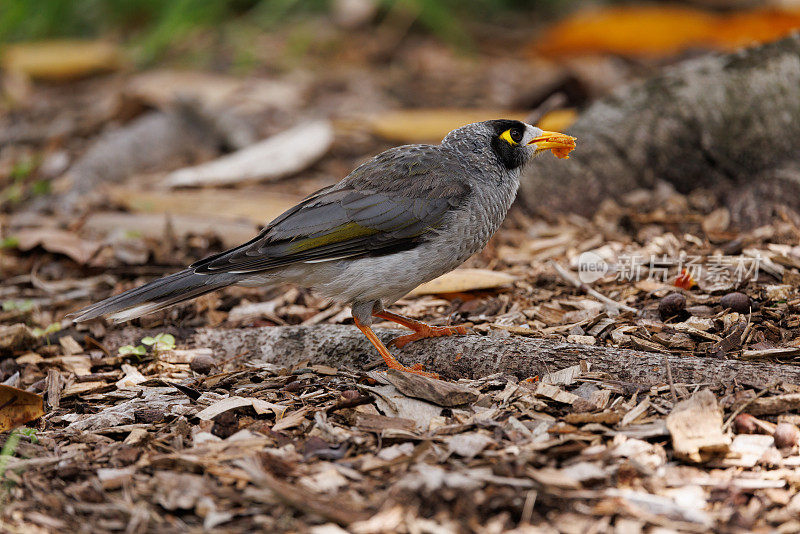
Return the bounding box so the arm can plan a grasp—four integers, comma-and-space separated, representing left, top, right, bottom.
406, 268, 516, 297
127, 69, 303, 113
164, 120, 334, 188
0, 385, 44, 432
13, 228, 101, 264
82, 212, 257, 249
537, 108, 578, 132
107, 186, 300, 226
2, 40, 122, 80
368, 109, 529, 144
531, 5, 800, 58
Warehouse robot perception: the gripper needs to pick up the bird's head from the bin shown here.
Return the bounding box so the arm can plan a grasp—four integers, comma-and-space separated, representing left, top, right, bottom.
443, 119, 576, 172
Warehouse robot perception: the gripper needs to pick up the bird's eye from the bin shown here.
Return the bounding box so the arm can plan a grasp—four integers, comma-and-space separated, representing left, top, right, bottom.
500, 127, 524, 145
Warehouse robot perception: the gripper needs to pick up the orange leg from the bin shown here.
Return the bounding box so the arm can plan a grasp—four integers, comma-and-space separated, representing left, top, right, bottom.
353, 317, 440, 378
373, 310, 468, 349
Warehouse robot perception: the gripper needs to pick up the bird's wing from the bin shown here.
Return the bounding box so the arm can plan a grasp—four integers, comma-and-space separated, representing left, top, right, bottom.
192, 145, 470, 275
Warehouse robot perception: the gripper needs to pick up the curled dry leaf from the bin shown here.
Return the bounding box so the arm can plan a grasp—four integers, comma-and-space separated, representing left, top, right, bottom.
0, 385, 44, 432
164, 121, 334, 188
13, 228, 101, 265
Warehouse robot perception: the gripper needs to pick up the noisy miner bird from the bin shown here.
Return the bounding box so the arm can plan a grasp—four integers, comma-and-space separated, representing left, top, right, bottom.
70, 120, 576, 377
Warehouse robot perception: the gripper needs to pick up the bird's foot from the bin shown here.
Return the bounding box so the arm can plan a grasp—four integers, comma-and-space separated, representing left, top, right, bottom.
389, 324, 469, 349
353, 316, 440, 379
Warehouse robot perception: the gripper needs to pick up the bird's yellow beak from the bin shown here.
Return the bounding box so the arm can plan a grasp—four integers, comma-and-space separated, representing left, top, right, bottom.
528, 130, 577, 159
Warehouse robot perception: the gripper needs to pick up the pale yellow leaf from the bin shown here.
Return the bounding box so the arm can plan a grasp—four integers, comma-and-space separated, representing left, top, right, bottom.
406, 269, 516, 297
2, 40, 122, 81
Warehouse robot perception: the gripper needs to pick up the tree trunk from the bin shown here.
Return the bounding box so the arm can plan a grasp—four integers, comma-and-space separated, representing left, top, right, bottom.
519, 35, 800, 228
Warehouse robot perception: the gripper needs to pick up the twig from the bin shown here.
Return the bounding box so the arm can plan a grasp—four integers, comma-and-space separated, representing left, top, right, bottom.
722, 380, 779, 432
663, 354, 678, 403
549, 261, 639, 314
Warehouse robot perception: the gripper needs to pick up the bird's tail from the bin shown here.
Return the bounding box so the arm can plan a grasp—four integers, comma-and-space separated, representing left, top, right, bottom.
68, 269, 236, 323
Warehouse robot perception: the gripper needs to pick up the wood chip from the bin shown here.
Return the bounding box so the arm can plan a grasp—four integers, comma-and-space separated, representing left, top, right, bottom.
666, 389, 730, 462
384, 369, 479, 407
533, 383, 583, 405
738, 393, 800, 416
355, 413, 416, 433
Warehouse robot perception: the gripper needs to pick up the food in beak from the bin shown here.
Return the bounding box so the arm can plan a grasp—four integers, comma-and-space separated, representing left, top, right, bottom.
529, 131, 577, 159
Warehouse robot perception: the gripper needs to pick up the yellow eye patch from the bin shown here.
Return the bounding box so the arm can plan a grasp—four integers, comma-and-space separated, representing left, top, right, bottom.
500, 129, 518, 145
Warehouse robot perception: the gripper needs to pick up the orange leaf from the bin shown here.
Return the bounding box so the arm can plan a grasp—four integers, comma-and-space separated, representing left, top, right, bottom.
0, 385, 44, 432
531, 5, 800, 58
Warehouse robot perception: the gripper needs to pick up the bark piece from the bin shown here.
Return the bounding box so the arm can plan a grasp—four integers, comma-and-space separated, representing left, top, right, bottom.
0, 324, 36, 355
738, 393, 800, 416
384, 369, 479, 407
667, 389, 730, 463
355, 413, 416, 433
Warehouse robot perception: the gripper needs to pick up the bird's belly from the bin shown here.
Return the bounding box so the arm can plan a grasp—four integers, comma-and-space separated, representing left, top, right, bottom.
292, 240, 470, 306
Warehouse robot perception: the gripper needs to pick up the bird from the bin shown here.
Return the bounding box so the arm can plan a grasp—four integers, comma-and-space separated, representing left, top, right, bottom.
69, 119, 576, 378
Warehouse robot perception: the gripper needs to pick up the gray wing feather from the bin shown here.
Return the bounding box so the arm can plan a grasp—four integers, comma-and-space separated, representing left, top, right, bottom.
192, 145, 470, 275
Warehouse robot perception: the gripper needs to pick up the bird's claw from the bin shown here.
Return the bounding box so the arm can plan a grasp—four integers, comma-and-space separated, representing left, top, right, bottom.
389, 324, 469, 349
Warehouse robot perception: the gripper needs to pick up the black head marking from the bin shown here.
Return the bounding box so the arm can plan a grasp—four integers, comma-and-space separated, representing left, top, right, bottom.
488, 119, 528, 170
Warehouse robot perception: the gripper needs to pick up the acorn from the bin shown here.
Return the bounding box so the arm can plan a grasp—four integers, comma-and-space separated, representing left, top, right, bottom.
659, 293, 686, 320
720, 292, 751, 314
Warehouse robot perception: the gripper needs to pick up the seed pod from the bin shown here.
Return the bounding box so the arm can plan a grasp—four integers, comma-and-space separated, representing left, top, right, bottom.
190, 353, 216, 375
340, 389, 361, 401
659, 293, 686, 320
733, 413, 758, 434
720, 292, 751, 314
774, 422, 800, 448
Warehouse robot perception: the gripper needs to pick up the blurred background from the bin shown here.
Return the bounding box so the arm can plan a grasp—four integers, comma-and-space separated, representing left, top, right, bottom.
2, 0, 800, 329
